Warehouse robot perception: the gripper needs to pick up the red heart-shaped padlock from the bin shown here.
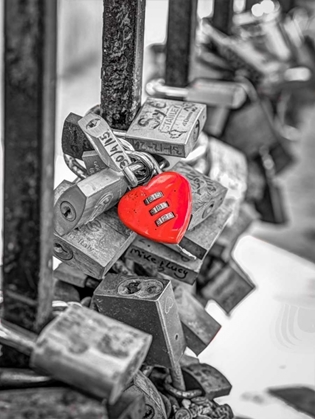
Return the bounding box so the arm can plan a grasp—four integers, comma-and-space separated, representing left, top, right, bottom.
118, 172, 192, 244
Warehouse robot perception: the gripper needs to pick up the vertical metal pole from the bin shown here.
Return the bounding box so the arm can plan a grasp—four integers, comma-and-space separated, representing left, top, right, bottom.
278, 0, 295, 13
165, 0, 198, 88
101, 0, 146, 131
212, 0, 234, 35
2, 0, 57, 364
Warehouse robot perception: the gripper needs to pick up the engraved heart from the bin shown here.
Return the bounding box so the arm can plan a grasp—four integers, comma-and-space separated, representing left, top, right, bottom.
118, 172, 192, 244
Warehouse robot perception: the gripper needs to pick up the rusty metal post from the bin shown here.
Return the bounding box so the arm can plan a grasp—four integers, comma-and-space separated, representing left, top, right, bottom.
2, 0, 57, 364
212, 0, 234, 35
165, 0, 198, 88
101, 0, 146, 131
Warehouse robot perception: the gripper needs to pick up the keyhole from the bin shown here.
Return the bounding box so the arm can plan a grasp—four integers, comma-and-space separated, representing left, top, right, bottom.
60, 201, 76, 221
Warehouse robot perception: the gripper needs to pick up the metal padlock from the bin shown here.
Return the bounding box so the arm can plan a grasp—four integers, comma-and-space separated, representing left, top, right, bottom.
173, 161, 227, 231
182, 363, 232, 401
199, 17, 287, 86
208, 137, 248, 221
200, 258, 255, 314
222, 96, 279, 158
54, 263, 100, 290
54, 168, 129, 236
107, 385, 146, 419
125, 200, 233, 284
146, 78, 247, 109
254, 149, 288, 224
93, 274, 185, 369
174, 286, 221, 356
210, 202, 259, 261
53, 280, 80, 303
62, 113, 94, 160
126, 98, 206, 158
203, 106, 230, 138
0, 305, 152, 404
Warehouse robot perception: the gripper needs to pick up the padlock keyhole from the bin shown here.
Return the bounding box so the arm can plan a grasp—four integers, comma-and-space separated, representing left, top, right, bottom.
126, 281, 141, 294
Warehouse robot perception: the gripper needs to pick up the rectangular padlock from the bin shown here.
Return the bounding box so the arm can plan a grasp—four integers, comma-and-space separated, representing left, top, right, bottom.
210, 202, 258, 261
53, 181, 136, 279
0, 305, 152, 404
208, 137, 247, 211
54, 263, 100, 290
53, 208, 136, 279
200, 258, 255, 314
126, 98, 207, 157
165, 197, 234, 260
54, 169, 128, 236
222, 98, 279, 158
173, 161, 227, 231
93, 273, 185, 369
174, 286, 221, 356
125, 200, 233, 283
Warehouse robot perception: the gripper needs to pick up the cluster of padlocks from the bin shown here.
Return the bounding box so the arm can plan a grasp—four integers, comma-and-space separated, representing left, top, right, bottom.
1, 0, 314, 418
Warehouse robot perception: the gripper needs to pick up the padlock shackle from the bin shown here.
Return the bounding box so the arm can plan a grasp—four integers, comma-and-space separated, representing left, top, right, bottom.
0, 319, 37, 356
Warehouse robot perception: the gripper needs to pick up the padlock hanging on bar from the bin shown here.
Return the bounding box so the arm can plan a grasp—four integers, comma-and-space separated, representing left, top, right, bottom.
0, 305, 152, 404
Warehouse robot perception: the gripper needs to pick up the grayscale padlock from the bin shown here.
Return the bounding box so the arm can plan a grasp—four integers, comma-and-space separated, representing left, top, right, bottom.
0, 305, 152, 404
54, 263, 100, 290
200, 258, 255, 314
93, 273, 185, 369
174, 286, 221, 356
126, 199, 233, 283
173, 161, 227, 231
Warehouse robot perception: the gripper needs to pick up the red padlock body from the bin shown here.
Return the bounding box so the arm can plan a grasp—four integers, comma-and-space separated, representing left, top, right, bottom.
118, 172, 192, 244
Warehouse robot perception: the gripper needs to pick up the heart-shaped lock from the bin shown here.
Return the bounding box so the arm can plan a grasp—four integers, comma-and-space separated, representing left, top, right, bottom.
118, 172, 192, 244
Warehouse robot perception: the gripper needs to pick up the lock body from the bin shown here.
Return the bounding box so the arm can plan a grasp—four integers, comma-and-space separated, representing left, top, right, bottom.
126, 98, 207, 158
30, 305, 152, 404
173, 161, 227, 231
94, 274, 185, 368
174, 286, 221, 356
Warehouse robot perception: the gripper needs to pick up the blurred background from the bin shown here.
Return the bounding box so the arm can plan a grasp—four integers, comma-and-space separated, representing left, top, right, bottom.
0, 1, 314, 418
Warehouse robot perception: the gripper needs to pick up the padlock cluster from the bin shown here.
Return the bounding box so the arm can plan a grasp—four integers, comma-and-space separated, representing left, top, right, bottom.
1, 0, 313, 418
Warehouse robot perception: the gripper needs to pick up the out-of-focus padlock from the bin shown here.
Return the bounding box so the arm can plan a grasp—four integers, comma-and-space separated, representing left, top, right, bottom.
173, 161, 227, 231
174, 286, 221, 356
0, 305, 152, 404
254, 148, 288, 224
210, 202, 258, 261
208, 137, 248, 222
146, 78, 247, 109
53, 280, 81, 303
54, 263, 100, 290
182, 363, 232, 401
53, 180, 136, 279
125, 200, 233, 284
199, 258, 255, 314
93, 273, 185, 369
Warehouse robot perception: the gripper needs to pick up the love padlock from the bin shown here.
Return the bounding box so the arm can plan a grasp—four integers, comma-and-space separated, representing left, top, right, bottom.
118, 172, 192, 244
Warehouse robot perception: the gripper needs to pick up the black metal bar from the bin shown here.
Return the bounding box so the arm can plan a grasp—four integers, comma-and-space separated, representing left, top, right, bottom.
165, 0, 198, 88
101, 0, 146, 131
2, 0, 57, 364
212, 0, 234, 35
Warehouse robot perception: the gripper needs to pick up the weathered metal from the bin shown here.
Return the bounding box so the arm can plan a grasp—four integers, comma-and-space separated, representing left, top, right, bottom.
101, 0, 146, 130
165, 0, 198, 87
2, 0, 57, 366
212, 0, 234, 35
